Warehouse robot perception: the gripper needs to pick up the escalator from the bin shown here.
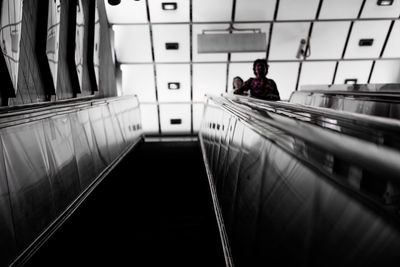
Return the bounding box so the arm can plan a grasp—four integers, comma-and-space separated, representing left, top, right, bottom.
26, 140, 226, 266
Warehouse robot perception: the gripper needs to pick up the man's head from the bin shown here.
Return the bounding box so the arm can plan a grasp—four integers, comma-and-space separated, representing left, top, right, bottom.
253, 58, 269, 77
233, 76, 243, 89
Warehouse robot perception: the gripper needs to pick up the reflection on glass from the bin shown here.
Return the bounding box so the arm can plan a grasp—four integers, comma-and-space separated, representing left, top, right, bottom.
93, 0, 100, 89
0, 0, 23, 92
75, 0, 84, 90
46, 0, 61, 91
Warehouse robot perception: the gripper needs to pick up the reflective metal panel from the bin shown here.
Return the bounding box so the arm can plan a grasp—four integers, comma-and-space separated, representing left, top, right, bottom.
43, 116, 81, 214
200, 95, 400, 266
0, 138, 17, 266
89, 106, 111, 165
69, 112, 97, 190
2, 122, 56, 250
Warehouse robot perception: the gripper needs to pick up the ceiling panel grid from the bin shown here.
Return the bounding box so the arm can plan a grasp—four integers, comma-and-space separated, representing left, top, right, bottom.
308, 22, 350, 60
105, 0, 147, 23
192, 0, 233, 22
277, 0, 320, 20
319, 0, 364, 19
235, 0, 277, 21
193, 64, 227, 101
148, 0, 190, 22
345, 20, 392, 59
334, 60, 374, 84
361, 0, 400, 18
159, 104, 191, 134
152, 24, 190, 62
114, 25, 152, 63
156, 64, 191, 102
383, 20, 400, 58
268, 22, 311, 60
299, 62, 337, 86
104, 0, 400, 135
121, 65, 156, 101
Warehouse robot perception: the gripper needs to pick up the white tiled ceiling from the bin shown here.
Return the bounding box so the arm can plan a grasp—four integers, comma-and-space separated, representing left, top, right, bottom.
345, 20, 392, 59
383, 21, 400, 58
114, 25, 152, 63
277, 0, 320, 20
105, 0, 147, 23
193, 0, 233, 22
121, 65, 156, 101
308, 22, 350, 60
334, 60, 374, 84
156, 64, 191, 102
299, 62, 336, 86
152, 25, 190, 62
159, 104, 191, 134
105, 0, 400, 135
235, 0, 276, 21
269, 22, 310, 60
140, 104, 159, 134
370, 60, 400, 84
319, 0, 363, 19
361, 0, 400, 18
193, 64, 227, 101
148, 0, 189, 22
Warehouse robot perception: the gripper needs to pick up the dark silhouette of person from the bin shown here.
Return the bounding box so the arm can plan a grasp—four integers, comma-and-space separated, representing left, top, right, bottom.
233, 76, 243, 90
234, 59, 280, 101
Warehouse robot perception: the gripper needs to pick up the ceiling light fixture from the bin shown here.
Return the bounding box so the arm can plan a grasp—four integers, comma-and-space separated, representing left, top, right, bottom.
165, 42, 179, 50
168, 82, 180, 90
108, 0, 121, 6
198, 26, 266, 53
359, 38, 374, 46
377, 0, 393, 6
162, 2, 178, 10
170, 119, 182, 125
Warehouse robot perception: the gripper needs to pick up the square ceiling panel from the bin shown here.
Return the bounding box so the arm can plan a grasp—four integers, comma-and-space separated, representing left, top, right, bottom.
235, 0, 276, 21
104, 0, 147, 23
152, 25, 190, 62
319, 0, 363, 19
308, 22, 350, 60
370, 60, 400, 84
140, 104, 159, 135
334, 60, 373, 84
113, 25, 152, 63
159, 104, 191, 134
228, 63, 254, 94
299, 62, 336, 86
361, 0, 400, 18
230, 23, 269, 61
193, 24, 229, 62
148, 0, 189, 22
156, 64, 190, 102
383, 21, 400, 58
268, 62, 299, 100
193, 64, 227, 101
277, 0, 320, 20
121, 64, 156, 102
193, 0, 233, 22
192, 103, 205, 132
345, 21, 391, 59
269, 22, 310, 60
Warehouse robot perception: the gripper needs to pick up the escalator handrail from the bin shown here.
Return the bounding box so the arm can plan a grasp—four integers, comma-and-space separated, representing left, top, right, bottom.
205, 94, 400, 182
224, 94, 400, 132
0, 95, 140, 128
